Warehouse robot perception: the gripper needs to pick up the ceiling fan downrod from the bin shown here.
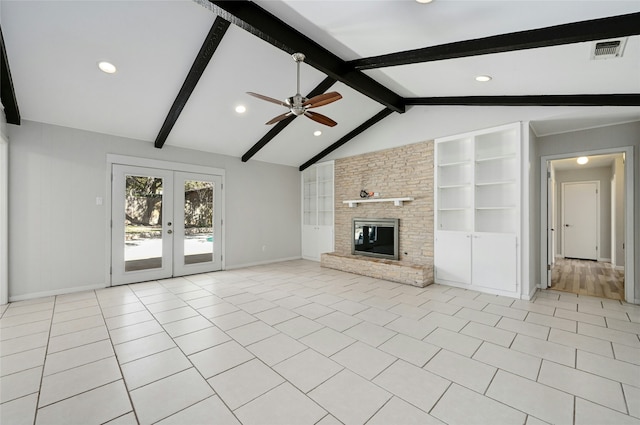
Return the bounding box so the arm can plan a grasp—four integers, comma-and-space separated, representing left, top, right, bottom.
290, 53, 306, 116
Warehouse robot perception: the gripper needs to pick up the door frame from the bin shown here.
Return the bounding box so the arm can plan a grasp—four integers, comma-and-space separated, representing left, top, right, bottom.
540, 146, 635, 303
106, 155, 225, 286
561, 180, 599, 261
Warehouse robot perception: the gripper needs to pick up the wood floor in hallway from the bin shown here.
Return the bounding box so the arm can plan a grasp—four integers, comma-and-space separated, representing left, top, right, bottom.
551, 257, 625, 300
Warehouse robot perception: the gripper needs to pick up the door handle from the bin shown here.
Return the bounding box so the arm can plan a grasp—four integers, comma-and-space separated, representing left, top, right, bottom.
565, 224, 570, 227
167, 230, 173, 234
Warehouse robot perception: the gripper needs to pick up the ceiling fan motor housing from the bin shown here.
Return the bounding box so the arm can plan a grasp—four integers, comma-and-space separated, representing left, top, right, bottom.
288, 94, 308, 115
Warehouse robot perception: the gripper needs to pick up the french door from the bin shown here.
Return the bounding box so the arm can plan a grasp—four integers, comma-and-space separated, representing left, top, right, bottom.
111, 165, 222, 285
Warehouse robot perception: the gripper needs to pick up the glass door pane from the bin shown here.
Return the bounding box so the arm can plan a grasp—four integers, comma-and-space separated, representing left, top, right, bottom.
173, 172, 222, 276
183, 180, 213, 265
125, 175, 164, 271
111, 165, 174, 285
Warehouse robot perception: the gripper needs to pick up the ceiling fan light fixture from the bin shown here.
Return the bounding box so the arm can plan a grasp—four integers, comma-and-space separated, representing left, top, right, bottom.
475, 75, 492, 82
235, 105, 246, 114
313, 130, 322, 137
98, 61, 117, 74
577, 156, 589, 165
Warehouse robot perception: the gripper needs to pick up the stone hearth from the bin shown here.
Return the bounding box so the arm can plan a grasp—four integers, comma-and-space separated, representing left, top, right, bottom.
321, 252, 433, 288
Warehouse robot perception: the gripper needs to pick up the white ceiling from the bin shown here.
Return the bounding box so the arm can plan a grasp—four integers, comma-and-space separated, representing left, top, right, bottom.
552, 153, 621, 171
2, 0, 639, 168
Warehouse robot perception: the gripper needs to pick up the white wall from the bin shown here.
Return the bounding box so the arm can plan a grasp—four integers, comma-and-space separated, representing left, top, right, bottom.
536, 121, 639, 300
555, 167, 612, 260
0, 106, 8, 305
7, 120, 301, 299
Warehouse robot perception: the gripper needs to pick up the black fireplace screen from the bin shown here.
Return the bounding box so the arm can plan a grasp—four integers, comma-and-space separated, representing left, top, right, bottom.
352, 218, 399, 260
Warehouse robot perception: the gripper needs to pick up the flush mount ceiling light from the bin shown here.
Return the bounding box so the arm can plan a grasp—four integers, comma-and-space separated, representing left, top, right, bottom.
577, 156, 589, 165
415, 0, 434, 3
235, 105, 246, 114
98, 61, 117, 74
313, 130, 322, 137
475, 75, 492, 82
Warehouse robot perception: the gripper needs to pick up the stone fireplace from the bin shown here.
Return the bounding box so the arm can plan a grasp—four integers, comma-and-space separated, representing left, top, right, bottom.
320, 140, 434, 287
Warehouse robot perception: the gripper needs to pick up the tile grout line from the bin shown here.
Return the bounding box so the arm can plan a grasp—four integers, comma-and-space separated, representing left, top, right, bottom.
32, 293, 58, 425
98, 286, 141, 425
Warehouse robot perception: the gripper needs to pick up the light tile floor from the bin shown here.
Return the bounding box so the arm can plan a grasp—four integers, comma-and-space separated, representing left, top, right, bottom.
1, 260, 639, 425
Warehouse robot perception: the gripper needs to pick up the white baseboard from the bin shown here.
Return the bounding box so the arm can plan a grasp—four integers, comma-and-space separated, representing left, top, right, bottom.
9, 284, 106, 303
224, 256, 303, 270
598, 257, 611, 263
615, 265, 625, 271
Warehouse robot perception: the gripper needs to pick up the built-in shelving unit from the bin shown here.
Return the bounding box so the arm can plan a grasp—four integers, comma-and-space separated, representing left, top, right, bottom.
343, 197, 413, 208
435, 123, 521, 296
302, 161, 334, 261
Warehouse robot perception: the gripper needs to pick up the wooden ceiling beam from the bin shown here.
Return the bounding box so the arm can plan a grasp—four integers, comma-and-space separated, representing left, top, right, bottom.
202, 0, 405, 114
299, 108, 394, 171
0, 26, 20, 125
350, 12, 640, 70
405, 94, 640, 106
154, 17, 230, 149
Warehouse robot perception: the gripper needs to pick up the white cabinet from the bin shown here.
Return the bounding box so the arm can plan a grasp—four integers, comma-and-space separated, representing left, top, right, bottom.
302, 161, 334, 261
435, 123, 521, 296
435, 232, 471, 284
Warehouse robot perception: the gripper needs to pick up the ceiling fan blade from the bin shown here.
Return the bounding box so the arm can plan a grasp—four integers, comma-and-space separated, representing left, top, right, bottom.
247, 92, 288, 107
303, 92, 342, 108
304, 111, 337, 127
265, 112, 293, 125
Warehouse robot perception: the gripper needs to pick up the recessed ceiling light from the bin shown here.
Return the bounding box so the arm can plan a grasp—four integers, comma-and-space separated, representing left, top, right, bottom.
475, 75, 492, 82
313, 130, 322, 137
415, 0, 433, 3
235, 105, 246, 114
577, 156, 589, 165
98, 61, 117, 74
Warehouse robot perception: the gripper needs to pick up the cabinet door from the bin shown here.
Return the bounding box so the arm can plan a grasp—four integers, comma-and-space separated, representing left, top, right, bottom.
317, 225, 334, 257
435, 232, 471, 284
472, 233, 517, 291
302, 225, 318, 260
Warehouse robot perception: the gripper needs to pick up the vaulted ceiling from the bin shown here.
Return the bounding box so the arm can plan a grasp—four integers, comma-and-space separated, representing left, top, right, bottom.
1, 0, 639, 170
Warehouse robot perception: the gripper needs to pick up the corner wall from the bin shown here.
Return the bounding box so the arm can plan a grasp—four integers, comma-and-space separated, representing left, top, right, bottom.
7, 121, 301, 299
333, 140, 434, 266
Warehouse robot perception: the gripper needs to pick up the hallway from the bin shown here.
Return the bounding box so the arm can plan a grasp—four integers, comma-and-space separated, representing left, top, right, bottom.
551, 258, 625, 300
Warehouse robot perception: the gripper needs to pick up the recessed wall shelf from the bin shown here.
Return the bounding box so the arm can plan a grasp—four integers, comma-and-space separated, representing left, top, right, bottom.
343, 197, 414, 208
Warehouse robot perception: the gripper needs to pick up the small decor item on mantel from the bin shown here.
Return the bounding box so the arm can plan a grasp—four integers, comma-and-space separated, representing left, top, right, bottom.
360, 190, 379, 198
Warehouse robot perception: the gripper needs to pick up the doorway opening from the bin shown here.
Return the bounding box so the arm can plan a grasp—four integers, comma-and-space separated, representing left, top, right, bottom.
542, 149, 633, 302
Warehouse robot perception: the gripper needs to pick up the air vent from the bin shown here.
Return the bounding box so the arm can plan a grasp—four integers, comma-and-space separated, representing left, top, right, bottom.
591, 38, 627, 60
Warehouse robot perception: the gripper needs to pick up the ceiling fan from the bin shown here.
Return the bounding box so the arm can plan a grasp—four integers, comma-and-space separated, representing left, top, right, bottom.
247, 53, 342, 127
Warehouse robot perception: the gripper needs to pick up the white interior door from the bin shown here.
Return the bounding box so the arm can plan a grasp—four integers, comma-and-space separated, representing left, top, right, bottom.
112, 165, 222, 285
563, 182, 598, 260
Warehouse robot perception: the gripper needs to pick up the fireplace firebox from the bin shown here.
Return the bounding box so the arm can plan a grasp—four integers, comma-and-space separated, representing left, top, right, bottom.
352, 218, 399, 260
